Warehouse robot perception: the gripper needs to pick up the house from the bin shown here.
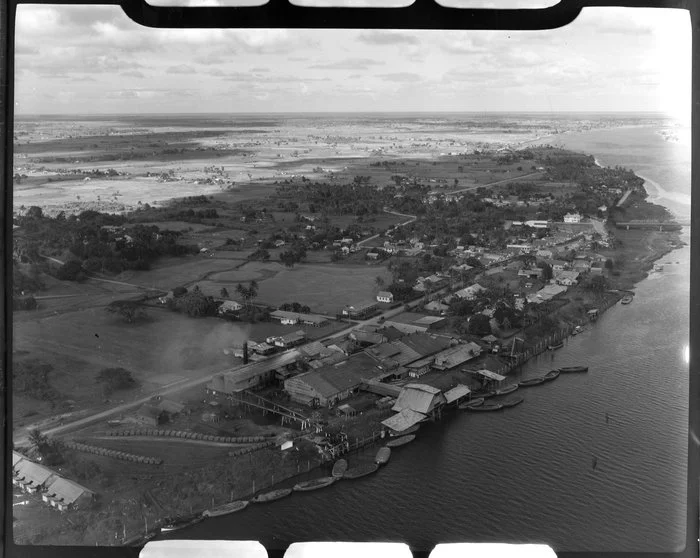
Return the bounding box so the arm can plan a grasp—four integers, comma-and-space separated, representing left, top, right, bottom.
392, 383, 446, 418
573, 259, 592, 272
13, 459, 57, 494
536, 249, 553, 259
284, 352, 381, 407
274, 240, 286, 248
431, 342, 482, 371
366, 251, 380, 260
554, 270, 580, 286
270, 310, 328, 327
368, 333, 453, 377
135, 403, 166, 427
590, 264, 604, 275
270, 330, 307, 348
42, 477, 95, 511
546, 259, 567, 272
383, 312, 445, 334
518, 267, 543, 279
482, 334, 499, 347
376, 291, 394, 304
455, 284, 485, 301
341, 301, 378, 319
424, 300, 449, 314
536, 284, 568, 301
350, 330, 387, 346
218, 300, 243, 315
564, 212, 582, 223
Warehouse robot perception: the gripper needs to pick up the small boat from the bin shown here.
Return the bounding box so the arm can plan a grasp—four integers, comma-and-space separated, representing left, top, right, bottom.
480, 391, 497, 399
543, 369, 560, 382
202, 500, 249, 518
293, 477, 336, 492
621, 295, 633, 305
559, 366, 588, 373
494, 384, 518, 396
519, 377, 545, 387
107, 420, 122, 427
389, 424, 419, 437
501, 396, 524, 408
251, 488, 293, 504
548, 342, 564, 350
385, 434, 415, 448
375, 447, 391, 465
571, 329, 578, 336
161, 516, 203, 533
466, 402, 503, 412
459, 397, 484, 410
344, 463, 379, 479
332, 459, 348, 478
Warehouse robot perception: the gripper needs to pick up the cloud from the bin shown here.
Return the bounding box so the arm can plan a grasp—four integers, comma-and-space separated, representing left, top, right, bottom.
309, 58, 383, 70
15, 44, 40, 56
250, 67, 269, 72
378, 72, 423, 83
121, 70, 145, 78
71, 76, 96, 82
358, 31, 420, 46
166, 64, 195, 74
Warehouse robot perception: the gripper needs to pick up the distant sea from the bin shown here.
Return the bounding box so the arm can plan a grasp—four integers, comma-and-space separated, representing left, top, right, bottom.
168, 116, 691, 553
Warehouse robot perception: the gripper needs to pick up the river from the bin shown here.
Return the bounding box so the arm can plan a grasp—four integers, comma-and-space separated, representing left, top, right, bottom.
166, 123, 690, 553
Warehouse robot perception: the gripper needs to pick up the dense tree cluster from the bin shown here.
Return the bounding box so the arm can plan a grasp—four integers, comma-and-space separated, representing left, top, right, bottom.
96, 367, 138, 393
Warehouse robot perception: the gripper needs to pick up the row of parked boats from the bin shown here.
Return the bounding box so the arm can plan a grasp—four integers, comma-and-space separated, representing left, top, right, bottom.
192, 434, 415, 523
458, 365, 588, 412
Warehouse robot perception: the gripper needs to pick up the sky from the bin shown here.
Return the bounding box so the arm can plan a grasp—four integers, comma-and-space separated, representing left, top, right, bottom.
13, 4, 691, 117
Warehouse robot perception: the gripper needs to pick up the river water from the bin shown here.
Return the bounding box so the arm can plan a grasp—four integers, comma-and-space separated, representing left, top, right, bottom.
170, 124, 690, 553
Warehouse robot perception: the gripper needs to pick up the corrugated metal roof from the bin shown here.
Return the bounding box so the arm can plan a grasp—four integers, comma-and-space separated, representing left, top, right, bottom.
382, 408, 426, 432
392, 384, 445, 414
432, 343, 481, 370
474, 369, 506, 381
444, 384, 471, 404
293, 353, 380, 398
14, 459, 55, 486
13, 451, 25, 467
45, 477, 93, 505
399, 333, 452, 358
299, 341, 326, 358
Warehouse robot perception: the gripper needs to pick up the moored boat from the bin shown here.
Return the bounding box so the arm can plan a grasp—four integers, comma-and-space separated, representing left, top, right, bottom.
621, 295, 633, 304
293, 477, 336, 492
202, 500, 249, 518
501, 396, 524, 408
548, 342, 564, 350
543, 369, 560, 382
343, 463, 379, 479
332, 459, 348, 478
161, 515, 204, 533
519, 377, 545, 387
466, 402, 503, 412
559, 366, 588, 373
389, 424, 419, 437
251, 488, 293, 504
375, 447, 391, 465
458, 397, 484, 410
385, 434, 415, 448
494, 384, 518, 396
480, 391, 497, 399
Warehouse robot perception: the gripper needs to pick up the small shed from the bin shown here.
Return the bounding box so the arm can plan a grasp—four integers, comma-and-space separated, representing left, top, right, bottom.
444, 384, 472, 406
336, 404, 357, 418
135, 404, 166, 427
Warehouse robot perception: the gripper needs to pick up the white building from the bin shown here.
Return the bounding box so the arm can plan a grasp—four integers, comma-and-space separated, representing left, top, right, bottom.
563, 213, 582, 223
377, 291, 394, 304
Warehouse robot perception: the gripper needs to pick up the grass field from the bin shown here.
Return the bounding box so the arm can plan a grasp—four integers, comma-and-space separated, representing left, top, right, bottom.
254, 263, 392, 314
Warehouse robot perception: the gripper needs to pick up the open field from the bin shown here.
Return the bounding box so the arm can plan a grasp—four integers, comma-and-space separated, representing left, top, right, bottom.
253, 263, 392, 314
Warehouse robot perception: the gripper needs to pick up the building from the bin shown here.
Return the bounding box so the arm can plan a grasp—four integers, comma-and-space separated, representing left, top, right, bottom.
218, 300, 243, 315
554, 270, 580, 286
208, 350, 304, 394
444, 384, 472, 406
564, 212, 582, 223
13, 458, 57, 494
536, 284, 568, 301
341, 301, 378, 319
135, 403, 166, 427
424, 300, 449, 314
392, 383, 446, 418
381, 408, 427, 434
545, 259, 567, 272
431, 342, 482, 371
268, 330, 307, 348
383, 312, 445, 334
270, 310, 328, 327
376, 291, 394, 304
42, 477, 95, 511
284, 352, 381, 407
455, 284, 486, 301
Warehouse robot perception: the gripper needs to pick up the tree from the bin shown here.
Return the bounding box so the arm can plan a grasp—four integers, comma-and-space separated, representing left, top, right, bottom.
604, 258, 614, 270
468, 314, 492, 336
26, 206, 43, 219
585, 275, 609, 294
539, 262, 553, 281
56, 260, 85, 281
220, 287, 229, 299
375, 276, 385, 289
106, 300, 147, 323
96, 367, 137, 394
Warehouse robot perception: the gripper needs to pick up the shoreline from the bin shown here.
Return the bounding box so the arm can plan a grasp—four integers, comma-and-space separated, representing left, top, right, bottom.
14, 137, 689, 546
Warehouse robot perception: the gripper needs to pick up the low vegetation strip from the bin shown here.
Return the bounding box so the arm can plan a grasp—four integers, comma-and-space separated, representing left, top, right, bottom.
228, 441, 276, 457
64, 441, 162, 465
106, 429, 269, 444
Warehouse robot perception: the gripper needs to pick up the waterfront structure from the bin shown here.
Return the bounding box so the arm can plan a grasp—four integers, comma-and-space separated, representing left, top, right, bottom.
432, 343, 482, 371
392, 384, 446, 419
383, 312, 445, 334
284, 352, 381, 407
444, 384, 472, 406
207, 350, 304, 394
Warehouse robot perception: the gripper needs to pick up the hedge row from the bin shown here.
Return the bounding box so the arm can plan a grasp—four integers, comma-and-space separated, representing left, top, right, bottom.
107, 429, 267, 443
65, 441, 162, 465
228, 441, 275, 457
